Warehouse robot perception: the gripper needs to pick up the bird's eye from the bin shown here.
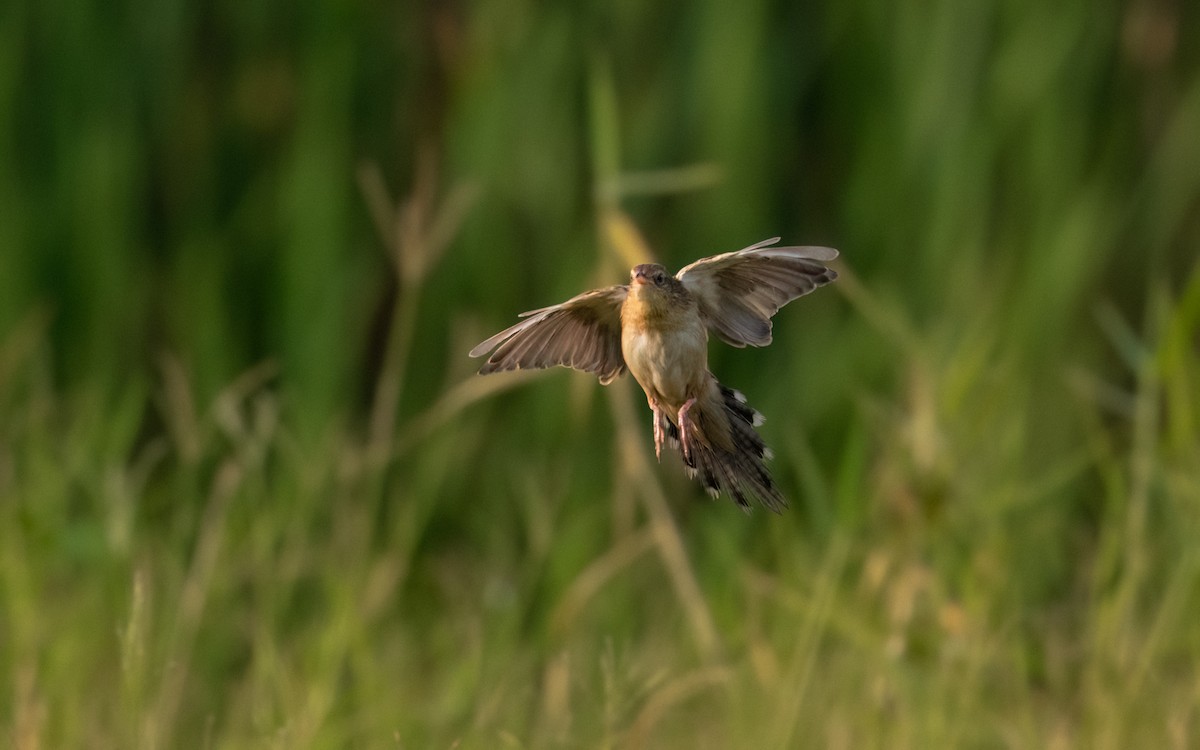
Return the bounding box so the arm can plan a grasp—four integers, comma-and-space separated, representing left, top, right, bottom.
654, 273, 665, 285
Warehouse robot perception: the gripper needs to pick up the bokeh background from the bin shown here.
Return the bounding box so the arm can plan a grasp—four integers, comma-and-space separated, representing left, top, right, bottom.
3, 0, 1199, 747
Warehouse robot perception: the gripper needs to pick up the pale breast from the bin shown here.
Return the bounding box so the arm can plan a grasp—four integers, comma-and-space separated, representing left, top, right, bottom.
621, 316, 709, 410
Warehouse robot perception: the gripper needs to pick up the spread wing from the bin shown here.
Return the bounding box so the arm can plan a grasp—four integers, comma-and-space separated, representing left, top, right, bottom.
676, 238, 838, 347
469, 285, 629, 384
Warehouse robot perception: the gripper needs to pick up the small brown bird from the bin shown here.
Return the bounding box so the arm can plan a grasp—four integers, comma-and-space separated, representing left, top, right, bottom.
470, 238, 838, 511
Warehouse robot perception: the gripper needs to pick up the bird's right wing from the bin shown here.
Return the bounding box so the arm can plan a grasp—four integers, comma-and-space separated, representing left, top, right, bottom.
469, 285, 629, 384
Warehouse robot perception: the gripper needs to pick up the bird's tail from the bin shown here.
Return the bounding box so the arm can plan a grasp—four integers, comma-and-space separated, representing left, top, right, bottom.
674, 381, 785, 512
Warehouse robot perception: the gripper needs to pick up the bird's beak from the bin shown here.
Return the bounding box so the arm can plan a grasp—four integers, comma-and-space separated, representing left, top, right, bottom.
632, 269, 650, 285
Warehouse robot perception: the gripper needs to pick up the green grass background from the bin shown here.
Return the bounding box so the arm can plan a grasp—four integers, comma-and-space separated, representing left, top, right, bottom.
2, 0, 1200, 747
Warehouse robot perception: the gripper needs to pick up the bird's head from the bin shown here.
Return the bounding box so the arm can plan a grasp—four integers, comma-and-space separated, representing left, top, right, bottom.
628, 263, 690, 316
628, 265, 676, 291
631, 263, 670, 288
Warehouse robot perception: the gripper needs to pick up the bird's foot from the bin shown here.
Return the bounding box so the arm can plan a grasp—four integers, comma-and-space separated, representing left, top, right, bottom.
678, 397, 698, 463
652, 407, 668, 461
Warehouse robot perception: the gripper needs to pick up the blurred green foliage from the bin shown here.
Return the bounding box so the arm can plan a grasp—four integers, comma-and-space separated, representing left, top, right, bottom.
2, 0, 1199, 747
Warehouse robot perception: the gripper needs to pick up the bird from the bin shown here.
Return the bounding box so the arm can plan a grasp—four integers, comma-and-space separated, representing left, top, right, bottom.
469, 238, 838, 511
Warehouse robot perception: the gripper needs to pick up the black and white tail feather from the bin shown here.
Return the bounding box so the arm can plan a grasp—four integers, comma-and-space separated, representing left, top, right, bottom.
663, 383, 785, 512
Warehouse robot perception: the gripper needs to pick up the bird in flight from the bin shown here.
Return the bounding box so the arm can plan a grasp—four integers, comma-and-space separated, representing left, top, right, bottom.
470, 238, 838, 511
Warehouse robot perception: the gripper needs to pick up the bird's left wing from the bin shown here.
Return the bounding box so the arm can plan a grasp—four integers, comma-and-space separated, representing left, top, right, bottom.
676, 238, 838, 348
469, 285, 629, 384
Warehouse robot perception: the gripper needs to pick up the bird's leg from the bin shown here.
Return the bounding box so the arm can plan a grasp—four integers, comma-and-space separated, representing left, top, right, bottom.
677, 397, 698, 463
651, 406, 665, 461
647, 398, 668, 461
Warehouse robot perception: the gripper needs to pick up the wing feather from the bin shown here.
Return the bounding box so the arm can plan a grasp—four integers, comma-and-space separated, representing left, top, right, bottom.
676, 238, 838, 347
469, 285, 628, 383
